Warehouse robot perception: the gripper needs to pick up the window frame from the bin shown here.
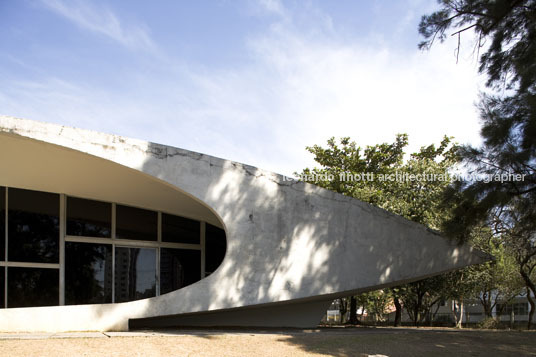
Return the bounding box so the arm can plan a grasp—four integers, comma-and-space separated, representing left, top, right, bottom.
0, 187, 225, 307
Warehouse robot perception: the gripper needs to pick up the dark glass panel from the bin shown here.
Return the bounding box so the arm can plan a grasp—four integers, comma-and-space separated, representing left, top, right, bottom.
65, 242, 112, 305
114, 247, 156, 302
205, 224, 226, 274
162, 214, 200, 244
116, 205, 157, 241
0, 267, 4, 308
160, 248, 201, 295
67, 197, 111, 238
7, 267, 58, 307
0, 186, 4, 260
8, 188, 59, 263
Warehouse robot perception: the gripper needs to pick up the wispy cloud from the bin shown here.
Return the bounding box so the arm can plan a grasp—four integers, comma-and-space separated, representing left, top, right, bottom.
2, 1, 484, 176
40, 0, 156, 52
257, 0, 288, 19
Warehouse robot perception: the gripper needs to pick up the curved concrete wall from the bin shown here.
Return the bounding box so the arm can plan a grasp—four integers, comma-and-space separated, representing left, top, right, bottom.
0, 116, 487, 331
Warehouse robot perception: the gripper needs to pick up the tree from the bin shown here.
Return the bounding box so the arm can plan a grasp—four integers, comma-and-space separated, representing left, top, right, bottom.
348, 295, 359, 324
337, 297, 348, 324
420, 0, 536, 329
391, 287, 404, 327
467, 225, 524, 319
401, 276, 449, 327
489, 201, 536, 328
298, 134, 461, 326
299, 134, 459, 229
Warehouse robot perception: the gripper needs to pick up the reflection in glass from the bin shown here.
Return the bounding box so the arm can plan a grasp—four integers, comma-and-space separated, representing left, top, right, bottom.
7, 267, 58, 307
0, 267, 4, 308
67, 197, 111, 238
116, 205, 157, 241
114, 247, 156, 302
205, 224, 226, 275
8, 188, 59, 263
1, 186, 4, 260
160, 248, 201, 294
66, 242, 112, 305
162, 214, 200, 244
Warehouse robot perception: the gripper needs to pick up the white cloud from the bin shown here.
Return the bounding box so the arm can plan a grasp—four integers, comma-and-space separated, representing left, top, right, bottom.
173, 10, 484, 175
2, 1, 484, 177
257, 0, 287, 18
40, 0, 156, 52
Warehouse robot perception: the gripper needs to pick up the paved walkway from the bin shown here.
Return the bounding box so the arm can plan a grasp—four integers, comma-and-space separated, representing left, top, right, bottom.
0, 326, 528, 340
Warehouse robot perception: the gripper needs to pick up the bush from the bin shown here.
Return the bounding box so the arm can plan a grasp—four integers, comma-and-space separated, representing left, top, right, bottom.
478, 317, 500, 329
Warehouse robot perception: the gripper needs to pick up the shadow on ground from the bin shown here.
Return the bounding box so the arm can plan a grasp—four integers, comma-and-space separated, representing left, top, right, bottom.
275, 327, 536, 357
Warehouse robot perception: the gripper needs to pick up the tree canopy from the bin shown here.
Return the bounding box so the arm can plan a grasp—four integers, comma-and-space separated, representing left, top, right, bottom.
299, 135, 462, 326
419, 0, 536, 329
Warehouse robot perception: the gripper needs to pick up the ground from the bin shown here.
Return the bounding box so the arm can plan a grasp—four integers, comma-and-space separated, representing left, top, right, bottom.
0, 327, 535, 357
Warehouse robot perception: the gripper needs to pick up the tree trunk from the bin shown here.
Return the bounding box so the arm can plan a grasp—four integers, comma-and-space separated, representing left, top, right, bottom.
451, 300, 464, 328
456, 300, 464, 329
527, 288, 535, 331
393, 296, 402, 327
520, 268, 536, 330
479, 291, 493, 318
349, 296, 358, 324
338, 298, 347, 325
414, 291, 424, 327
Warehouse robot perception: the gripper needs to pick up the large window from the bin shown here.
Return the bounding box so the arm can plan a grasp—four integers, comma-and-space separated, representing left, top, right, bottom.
160, 248, 201, 294
162, 214, 200, 244
67, 197, 111, 238
116, 205, 157, 241
7, 267, 59, 308
205, 224, 226, 275
0, 186, 226, 308
0, 267, 4, 309
1, 187, 4, 260
8, 188, 59, 263
65, 242, 113, 305
114, 247, 156, 303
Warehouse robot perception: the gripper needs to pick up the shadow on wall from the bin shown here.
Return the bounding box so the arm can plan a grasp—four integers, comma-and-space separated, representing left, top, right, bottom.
137, 143, 344, 311
126, 141, 484, 324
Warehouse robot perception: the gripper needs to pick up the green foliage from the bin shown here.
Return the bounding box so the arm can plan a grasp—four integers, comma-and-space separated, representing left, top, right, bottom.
419, 0, 536, 92
299, 135, 462, 326
400, 276, 449, 326
420, 0, 536, 243
298, 134, 460, 230
467, 225, 524, 316
420, 0, 536, 329
354, 290, 393, 323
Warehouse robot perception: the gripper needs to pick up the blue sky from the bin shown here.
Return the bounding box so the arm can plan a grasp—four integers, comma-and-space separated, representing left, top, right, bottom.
0, 0, 484, 176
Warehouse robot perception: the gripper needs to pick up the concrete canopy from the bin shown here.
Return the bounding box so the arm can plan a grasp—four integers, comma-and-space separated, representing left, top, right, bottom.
0, 116, 487, 332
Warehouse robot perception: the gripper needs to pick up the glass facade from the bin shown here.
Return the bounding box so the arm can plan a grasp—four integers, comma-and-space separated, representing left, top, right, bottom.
67, 197, 111, 238
8, 188, 59, 263
0, 185, 226, 308
116, 205, 157, 241
7, 267, 59, 308
160, 248, 201, 294
0, 267, 4, 309
114, 247, 156, 303
1, 187, 4, 260
162, 213, 200, 244
205, 224, 226, 275
65, 242, 113, 305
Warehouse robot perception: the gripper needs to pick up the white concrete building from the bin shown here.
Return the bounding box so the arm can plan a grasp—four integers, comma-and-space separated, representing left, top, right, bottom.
0, 116, 487, 332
